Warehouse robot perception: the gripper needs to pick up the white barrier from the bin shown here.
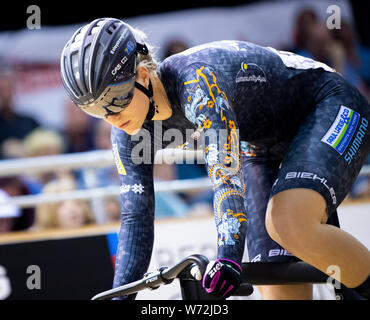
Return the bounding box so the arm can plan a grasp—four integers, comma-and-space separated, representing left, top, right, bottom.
0, 149, 369, 223
9, 178, 212, 208
0, 149, 205, 224
0, 149, 204, 177
0, 149, 369, 207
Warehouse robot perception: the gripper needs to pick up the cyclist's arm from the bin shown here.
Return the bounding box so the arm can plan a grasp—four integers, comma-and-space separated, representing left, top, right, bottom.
179, 64, 247, 265
110, 126, 155, 299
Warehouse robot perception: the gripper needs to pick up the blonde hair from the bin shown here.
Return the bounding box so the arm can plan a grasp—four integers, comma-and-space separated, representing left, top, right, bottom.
129, 26, 159, 76
35, 177, 94, 229
23, 128, 65, 157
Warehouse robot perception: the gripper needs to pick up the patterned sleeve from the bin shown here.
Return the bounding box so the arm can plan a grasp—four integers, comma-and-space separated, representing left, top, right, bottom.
178, 63, 247, 265
110, 125, 155, 299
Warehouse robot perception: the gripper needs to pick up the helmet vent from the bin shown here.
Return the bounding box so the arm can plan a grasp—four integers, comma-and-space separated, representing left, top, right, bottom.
107, 24, 117, 35
83, 44, 91, 90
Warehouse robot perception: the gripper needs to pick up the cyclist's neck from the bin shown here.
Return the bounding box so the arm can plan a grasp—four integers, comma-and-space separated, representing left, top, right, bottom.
150, 74, 172, 121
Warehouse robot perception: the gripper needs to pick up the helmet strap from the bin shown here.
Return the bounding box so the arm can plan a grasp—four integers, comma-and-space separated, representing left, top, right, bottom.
134, 80, 157, 120
136, 43, 149, 55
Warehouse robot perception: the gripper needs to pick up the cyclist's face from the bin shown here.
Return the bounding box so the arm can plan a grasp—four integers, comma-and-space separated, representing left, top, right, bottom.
104, 67, 150, 135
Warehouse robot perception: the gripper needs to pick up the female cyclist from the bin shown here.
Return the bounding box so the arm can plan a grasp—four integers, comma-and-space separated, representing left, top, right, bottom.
60, 18, 370, 300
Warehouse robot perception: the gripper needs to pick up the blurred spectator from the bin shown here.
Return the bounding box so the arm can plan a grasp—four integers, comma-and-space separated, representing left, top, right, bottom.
350, 176, 370, 199
0, 69, 40, 159
294, 17, 342, 69
175, 163, 213, 217
94, 121, 121, 223
35, 177, 94, 230
92, 120, 120, 223
80, 121, 119, 188
103, 196, 121, 223
153, 163, 190, 218
350, 154, 370, 199
93, 117, 112, 150
24, 128, 65, 157
0, 188, 21, 233
0, 177, 35, 232
22, 128, 69, 194
73, 120, 121, 223
292, 9, 339, 65
292, 9, 368, 97
330, 20, 370, 98
292, 8, 319, 53
162, 38, 189, 60
63, 98, 96, 153
1, 138, 25, 159
88, 119, 117, 180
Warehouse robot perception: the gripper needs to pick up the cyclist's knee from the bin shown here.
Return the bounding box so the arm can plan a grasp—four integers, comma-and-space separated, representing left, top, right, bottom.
265, 199, 294, 247
265, 188, 327, 248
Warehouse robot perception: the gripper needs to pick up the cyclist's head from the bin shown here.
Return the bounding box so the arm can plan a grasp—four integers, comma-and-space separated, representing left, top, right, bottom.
60, 18, 155, 120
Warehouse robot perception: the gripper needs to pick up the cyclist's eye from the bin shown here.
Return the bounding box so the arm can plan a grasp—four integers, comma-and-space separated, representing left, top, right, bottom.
105, 112, 121, 119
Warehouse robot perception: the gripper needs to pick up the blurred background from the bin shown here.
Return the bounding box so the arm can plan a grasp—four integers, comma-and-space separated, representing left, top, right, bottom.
0, 0, 369, 300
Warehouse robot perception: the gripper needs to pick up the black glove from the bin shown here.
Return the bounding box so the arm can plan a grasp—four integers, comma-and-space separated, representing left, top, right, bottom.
202, 259, 242, 298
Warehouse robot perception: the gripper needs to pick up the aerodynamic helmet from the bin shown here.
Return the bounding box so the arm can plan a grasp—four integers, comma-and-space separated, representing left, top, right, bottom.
60, 18, 149, 119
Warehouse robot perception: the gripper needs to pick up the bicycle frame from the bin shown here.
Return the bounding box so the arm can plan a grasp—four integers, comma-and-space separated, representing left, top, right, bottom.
91, 254, 253, 300
91, 254, 363, 300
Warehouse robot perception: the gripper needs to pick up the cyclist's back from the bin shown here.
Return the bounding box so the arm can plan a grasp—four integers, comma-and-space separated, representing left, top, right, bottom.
159, 40, 342, 147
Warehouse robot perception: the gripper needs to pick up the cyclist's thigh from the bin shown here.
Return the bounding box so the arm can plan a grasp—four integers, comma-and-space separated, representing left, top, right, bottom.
241, 143, 299, 263
271, 82, 370, 217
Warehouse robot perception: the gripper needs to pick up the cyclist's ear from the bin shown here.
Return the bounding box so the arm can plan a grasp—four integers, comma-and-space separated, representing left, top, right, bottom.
136, 66, 150, 88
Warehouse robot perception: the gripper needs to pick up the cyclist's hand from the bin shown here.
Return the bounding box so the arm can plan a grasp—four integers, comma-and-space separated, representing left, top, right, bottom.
202, 259, 242, 298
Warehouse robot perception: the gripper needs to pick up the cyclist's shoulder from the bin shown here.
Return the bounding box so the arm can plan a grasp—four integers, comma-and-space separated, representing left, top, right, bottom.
160, 40, 286, 83
160, 40, 247, 74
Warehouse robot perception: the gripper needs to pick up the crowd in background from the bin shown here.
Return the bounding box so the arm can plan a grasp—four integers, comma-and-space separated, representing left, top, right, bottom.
0, 6, 370, 234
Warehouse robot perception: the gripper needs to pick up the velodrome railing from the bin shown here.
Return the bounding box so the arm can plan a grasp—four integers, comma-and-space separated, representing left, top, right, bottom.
0, 149, 369, 224
0, 149, 204, 177
0, 149, 208, 223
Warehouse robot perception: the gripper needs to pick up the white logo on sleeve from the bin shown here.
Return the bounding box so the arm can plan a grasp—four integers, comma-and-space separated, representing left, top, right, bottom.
120, 183, 145, 194
120, 185, 131, 194
132, 184, 145, 194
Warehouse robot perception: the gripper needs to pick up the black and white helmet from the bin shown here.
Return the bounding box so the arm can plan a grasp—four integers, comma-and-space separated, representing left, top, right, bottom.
60, 18, 148, 118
